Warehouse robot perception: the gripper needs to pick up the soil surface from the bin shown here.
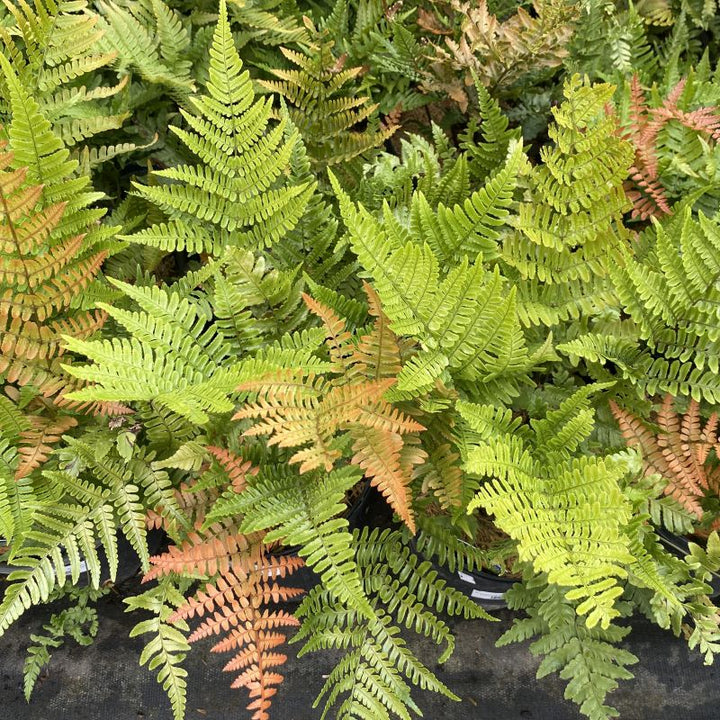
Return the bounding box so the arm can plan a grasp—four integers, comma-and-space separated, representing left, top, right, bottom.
1, 573, 719, 720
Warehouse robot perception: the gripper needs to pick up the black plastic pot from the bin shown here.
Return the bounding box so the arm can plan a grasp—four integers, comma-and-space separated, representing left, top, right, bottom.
0, 529, 166, 585
445, 566, 518, 609
409, 536, 518, 610
431, 527, 720, 610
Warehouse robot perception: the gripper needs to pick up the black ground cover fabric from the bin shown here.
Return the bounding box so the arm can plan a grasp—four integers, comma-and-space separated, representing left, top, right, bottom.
1, 577, 718, 720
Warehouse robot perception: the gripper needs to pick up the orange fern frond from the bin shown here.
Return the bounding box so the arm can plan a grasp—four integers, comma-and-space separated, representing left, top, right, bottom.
165, 543, 303, 720
145, 509, 165, 531
203, 608, 299, 648
89, 401, 135, 416
15, 415, 78, 479
350, 425, 422, 532
624, 170, 672, 221
620, 75, 720, 220
234, 287, 430, 526
236, 376, 399, 472
354, 403, 425, 435
611, 396, 719, 519
4, 251, 108, 323
0, 315, 61, 364
143, 528, 266, 581
50, 310, 108, 349
166, 480, 219, 530
424, 0, 575, 108
302, 292, 352, 367
169, 566, 304, 624
224, 647, 287, 675
207, 446, 259, 492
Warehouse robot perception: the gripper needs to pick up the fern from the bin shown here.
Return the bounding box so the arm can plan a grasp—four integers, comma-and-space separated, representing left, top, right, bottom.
0, 428, 184, 636
24, 584, 108, 700
267, 116, 356, 291
129, 445, 306, 720
0, 57, 121, 404
462, 385, 641, 629
62, 249, 322, 424
499, 571, 638, 720
3, 2, 720, 718
0, 0, 136, 160
231, 287, 424, 532
356, 126, 472, 212
618, 74, 720, 220
0, 396, 35, 543
96, 0, 195, 95
126, 579, 191, 720
207, 461, 373, 618
567, 1, 659, 83
503, 74, 634, 327
330, 141, 534, 403
611, 395, 720, 520
0, 496, 118, 636
560, 208, 720, 403
425, 0, 577, 107
293, 527, 493, 720
458, 79, 524, 183
259, 24, 397, 169
118, 0, 313, 255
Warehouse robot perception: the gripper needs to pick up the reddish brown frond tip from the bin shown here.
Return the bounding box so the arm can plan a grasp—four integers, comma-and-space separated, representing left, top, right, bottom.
15, 415, 78, 479
612, 395, 715, 520
206, 445, 259, 491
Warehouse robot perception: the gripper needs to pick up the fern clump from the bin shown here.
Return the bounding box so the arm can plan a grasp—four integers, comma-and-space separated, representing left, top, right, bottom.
503, 74, 635, 327
121, 0, 314, 256
136, 447, 305, 720
460, 385, 636, 629
560, 208, 720, 404
3, 1, 720, 719
0, 0, 137, 167
61, 248, 324, 424
330, 139, 536, 403
425, 0, 577, 108
259, 22, 397, 170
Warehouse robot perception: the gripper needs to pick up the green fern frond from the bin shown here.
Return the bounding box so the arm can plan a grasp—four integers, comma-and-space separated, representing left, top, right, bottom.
61, 437, 149, 570
63, 248, 315, 422
500, 571, 638, 720
259, 29, 397, 169
126, 578, 191, 720
503, 74, 634, 327
96, 0, 194, 93
123, 0, 314, 253
461, 387, 636, 629
294, 528, 492, 720
410, 139, 527, 265
24, 584, 107, 700
1, 0, 135, 154
0, 437, 35, 543
459, 79, 524, 182
0, 498, 118, 636
560, 209, 720, 403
